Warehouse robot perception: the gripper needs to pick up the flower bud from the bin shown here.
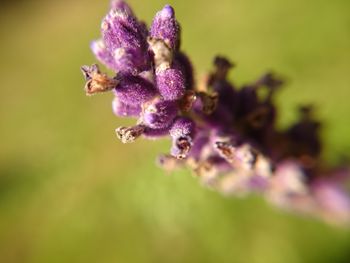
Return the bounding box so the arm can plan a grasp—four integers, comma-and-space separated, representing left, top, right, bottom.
150, 5, 179, 50
102, 9, 147, 54
113, 47, 149, 74
114, 75, 157, 105
90, 39, 116, 71
143, 99, 178, 129
173, 52, 194, 89
112, 97, 141, 117
156, 68, 185, 100
110, 0, 134, 16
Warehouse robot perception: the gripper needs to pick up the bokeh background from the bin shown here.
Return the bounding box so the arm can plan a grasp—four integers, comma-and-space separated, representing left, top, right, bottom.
1, 0, 350, 262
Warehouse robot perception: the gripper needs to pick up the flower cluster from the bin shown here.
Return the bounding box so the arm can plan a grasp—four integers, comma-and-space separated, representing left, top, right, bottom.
81, 0, 350, 225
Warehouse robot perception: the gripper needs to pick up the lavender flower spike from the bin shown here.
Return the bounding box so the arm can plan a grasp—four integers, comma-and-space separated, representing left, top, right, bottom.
150, 5, 179, 50
82, 1, 350, 225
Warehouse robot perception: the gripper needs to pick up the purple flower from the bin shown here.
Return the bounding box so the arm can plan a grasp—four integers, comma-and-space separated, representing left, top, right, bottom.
114, 75, 157, 105
101, 6, 149, 74
150, 5, 179, 50
142, 98, 178, 129
156, 68, 185, 100
113, 47, 149, 75
81, 1, 350, 225
101, 9, 145, 51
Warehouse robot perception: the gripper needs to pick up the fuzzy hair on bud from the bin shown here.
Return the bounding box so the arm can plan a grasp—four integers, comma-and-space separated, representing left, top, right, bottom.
150, 5, 179, 50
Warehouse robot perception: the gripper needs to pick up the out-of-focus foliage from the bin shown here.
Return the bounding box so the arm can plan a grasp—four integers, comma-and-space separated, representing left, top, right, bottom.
0, 0, 349, 263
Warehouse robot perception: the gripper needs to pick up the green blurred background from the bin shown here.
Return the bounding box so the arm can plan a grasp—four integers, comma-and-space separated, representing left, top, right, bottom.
0, 0, 350, 262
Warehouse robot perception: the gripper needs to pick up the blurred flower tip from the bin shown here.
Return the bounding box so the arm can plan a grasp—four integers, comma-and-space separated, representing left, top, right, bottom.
160, 5, 175, 18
